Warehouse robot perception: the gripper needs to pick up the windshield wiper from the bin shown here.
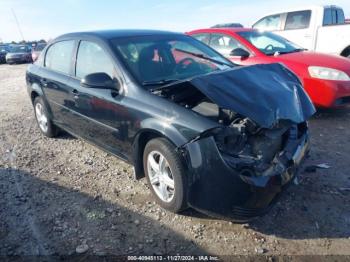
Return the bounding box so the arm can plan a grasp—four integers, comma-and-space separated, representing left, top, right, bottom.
142, 79, 180, 86
276, 48, 306, 55
174, 48, 233, 67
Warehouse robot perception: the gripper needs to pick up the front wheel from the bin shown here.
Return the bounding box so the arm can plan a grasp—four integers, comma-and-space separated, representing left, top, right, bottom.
143, 138, 188, 213
33, 96, 58, 138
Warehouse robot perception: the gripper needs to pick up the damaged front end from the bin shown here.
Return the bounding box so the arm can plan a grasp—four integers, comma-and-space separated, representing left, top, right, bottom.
153, 63, 315, 221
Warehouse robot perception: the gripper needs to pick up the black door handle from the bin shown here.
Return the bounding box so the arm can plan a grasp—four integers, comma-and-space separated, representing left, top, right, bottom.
72, 89, 79, 99
41, 78, 48, 87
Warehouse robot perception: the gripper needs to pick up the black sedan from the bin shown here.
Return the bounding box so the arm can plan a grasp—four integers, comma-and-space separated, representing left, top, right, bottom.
26, 30, 315, 221
6, 44, 32, 64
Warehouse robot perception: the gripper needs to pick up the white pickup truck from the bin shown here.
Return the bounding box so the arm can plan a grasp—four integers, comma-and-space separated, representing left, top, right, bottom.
252, 5, 350, 57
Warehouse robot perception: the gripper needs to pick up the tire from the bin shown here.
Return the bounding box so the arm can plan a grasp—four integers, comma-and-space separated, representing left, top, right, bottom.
143, 138, 188, 213
33, 96, 58, 138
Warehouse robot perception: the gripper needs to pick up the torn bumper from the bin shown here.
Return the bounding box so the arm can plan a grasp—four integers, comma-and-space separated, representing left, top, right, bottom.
183, 129, 310, 222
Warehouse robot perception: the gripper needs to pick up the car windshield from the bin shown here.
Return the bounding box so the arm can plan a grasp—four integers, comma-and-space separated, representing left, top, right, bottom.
0, 45, 9, 53
110, 34, 233, 87
34, 43, 46, 51
237, 31, 304, 55
10, 45, 30, 53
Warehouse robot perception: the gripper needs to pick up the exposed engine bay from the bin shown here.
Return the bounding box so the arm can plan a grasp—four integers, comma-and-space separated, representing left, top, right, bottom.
151, 71, 310, 180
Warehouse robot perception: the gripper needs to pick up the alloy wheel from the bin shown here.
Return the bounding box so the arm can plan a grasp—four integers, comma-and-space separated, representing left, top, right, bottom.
35, 102, 48, 133
146, 150, 175, 203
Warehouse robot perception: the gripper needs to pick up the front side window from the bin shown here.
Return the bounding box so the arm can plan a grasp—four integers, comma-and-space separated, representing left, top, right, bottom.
76, 41, 115, 79
253, 14, 282, 31
191, 33, 210, 45
237, 31, 302, 56
110, 35, 232, 86
209, 33, 249, 56
285, 10, 311, 30
34, 43, 46, 52
45, 41, 75, 75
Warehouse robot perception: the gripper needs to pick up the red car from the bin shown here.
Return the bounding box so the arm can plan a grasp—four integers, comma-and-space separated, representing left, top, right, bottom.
31, 43, 46, 62
188, 28, 350, 108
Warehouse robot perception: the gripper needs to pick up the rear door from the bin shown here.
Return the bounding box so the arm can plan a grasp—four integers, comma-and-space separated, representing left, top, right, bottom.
40, 40, 77, 128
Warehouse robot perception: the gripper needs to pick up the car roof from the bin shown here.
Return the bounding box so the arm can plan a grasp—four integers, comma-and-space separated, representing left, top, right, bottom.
56, 29, 183, 41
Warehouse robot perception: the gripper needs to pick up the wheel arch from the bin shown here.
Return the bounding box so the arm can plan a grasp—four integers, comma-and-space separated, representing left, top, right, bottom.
132, 123, 190, 180
29, 83, 55, 119
29, 83, 44, 104
340, 46, 350, 57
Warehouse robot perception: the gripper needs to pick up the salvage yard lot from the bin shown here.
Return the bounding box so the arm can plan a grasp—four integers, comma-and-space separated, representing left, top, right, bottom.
0, 64, 350, 257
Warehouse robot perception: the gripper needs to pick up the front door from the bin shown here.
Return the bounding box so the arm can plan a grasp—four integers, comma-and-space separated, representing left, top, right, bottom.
68, 40, 131, 159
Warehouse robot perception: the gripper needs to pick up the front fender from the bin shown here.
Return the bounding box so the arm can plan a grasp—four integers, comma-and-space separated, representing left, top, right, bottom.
131, 118, 195, 179
139, 117, 192, 147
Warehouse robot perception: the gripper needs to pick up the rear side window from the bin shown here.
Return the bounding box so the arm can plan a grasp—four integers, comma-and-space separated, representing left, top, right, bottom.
336, 9, 345, 24
323, 8, 345, 26
209, 33, 249, 56
285, 10, 311, 30
45, 41, 75, 75
191, 33, 210, 45
253, 14, 282, 31
76, 41, 115, 79
323, 8, 333, 25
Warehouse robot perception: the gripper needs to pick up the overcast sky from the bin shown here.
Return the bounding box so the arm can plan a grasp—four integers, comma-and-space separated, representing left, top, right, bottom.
1, 0, 349, 42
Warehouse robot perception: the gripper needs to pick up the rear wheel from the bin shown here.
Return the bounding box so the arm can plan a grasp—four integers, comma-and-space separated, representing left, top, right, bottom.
33, 96, 58, 138
143, 138, 188, 213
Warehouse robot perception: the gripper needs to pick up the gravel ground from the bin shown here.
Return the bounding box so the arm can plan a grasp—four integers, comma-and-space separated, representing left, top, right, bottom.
0, 64, 350, 259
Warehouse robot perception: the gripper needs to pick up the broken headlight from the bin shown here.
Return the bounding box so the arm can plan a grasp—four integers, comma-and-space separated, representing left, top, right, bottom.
214, 118, 258, 156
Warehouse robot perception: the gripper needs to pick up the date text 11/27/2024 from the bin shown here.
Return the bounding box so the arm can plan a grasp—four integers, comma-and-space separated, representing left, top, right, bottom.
127, 255, 220, 261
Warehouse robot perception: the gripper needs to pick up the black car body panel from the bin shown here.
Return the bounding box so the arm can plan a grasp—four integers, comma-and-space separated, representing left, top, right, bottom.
183, 124, 309, 221
26, 30, 315, 221
168, 63, 315, 128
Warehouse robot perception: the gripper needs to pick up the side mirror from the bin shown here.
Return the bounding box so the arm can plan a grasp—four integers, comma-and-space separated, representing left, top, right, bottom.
230, 48, 250, 58
81, 72, 119, 91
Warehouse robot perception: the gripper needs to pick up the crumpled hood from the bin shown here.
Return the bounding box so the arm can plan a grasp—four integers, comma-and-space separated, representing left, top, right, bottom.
188, 63, 316, 128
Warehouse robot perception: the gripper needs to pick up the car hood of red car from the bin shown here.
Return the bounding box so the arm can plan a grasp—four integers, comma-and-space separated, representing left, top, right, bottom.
273, 51, 350, 73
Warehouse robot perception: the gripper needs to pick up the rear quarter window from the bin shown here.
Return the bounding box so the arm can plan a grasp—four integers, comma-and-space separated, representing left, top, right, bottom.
285, 10, 311, 30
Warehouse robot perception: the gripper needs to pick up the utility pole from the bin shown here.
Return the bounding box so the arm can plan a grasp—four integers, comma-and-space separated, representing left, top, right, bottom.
11, 8, 25, 41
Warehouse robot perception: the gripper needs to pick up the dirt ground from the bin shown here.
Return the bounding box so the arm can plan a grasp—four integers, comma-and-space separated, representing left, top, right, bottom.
0, 64, 349, 259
